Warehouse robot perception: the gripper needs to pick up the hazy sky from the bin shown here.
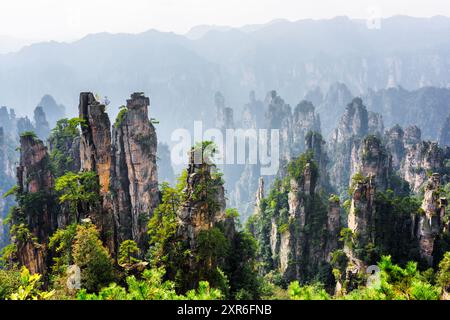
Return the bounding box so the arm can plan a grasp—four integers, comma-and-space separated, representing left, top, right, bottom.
1, 0, 449, 41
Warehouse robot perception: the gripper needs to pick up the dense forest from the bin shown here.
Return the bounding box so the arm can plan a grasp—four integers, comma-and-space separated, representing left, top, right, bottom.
0, 89, 449, 301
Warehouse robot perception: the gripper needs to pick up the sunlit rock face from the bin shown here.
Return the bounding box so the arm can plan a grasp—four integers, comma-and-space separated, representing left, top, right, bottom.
14, 134, 56, 274
111, 93, 159, 251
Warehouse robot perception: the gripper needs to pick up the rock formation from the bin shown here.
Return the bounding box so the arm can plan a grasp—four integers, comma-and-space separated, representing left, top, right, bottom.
291, 100, 321, 156
328, 97, 384, 195
177, 145, 235, 288
111, 92, 159, 251
13, 134, 56, 274
351, 135, 392, 191
78, 92, 115, 253
36, 94, 66, 128
33, 106, 50, 141
417, 173, 446, 266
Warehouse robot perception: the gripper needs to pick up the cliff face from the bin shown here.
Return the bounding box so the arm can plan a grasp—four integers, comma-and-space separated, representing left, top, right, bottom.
249, 152, 338, 287
417, 173, 446, 266
265, 90, 293, 161
311, 82, 353, 137
401, 141, 448, 193
0, 128, 17, 249
111, 93, 159, 251
14, 135, 56, 274
177, 147, 235, 287
291, 101, 321, 156
351, 135, 392, 191
328, 98, 384, 195
78, 92, 115, 253
33, 106, 50, 141
364, 86, 450, 141
79, 92, 112, 195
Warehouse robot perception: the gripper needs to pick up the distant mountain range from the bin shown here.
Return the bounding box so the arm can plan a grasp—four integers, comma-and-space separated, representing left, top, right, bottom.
1, 15, 450, 140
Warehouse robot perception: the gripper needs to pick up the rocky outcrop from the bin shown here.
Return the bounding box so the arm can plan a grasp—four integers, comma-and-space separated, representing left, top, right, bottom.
347, 175, 376, 253
384, 125, 405, 171
13, 134, 56, 274
0, 128, 17, 249
249, 152, 336, 287
16, 116, 34, 135
265, 90, 293, 161
36, 94, 66, 128
311, 82, 353, 137
401, 141, 448, 193
292, 101, 321, 156
78, 92, 115, 253
364, 86, 450, 141
177, 146, 235, 289
325, 197, 341, 261
417, 173, 446, 266
241, 91, 265, 130
33, 106, 50, 140
328, 98, 384, 195
111, 93, 159, 251
215, 92, 234, 130
351, 135, 392, 191
79, 92, 112, 194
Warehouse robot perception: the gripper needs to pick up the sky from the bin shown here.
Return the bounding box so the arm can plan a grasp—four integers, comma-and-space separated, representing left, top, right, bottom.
0, 0, 449, 42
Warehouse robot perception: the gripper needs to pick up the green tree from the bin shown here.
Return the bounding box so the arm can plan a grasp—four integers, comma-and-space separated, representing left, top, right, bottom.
48, 118, 85, 177
55, 171, 100, 222
72, 222, 115, 292
118, 240, 141, 266
288, 281, 330, 300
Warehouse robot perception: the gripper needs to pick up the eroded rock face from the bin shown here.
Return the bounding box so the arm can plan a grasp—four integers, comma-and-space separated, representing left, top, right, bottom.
328, 98, 384, 194
348, 175, 376, 251
325, 197, 341, 261
351, 135, 392, 191
292, 100, 321, 156
401, 141, 447, 193
33, 106, 50, 141
14, 135, 56, 274
111, 93, 159, 251
78, 92, 115, 252
265, 90, 293, 161
417, 173, 446, 266
79, 92, 112, 195
177, 149, 231, 249
384, 125, 405, 171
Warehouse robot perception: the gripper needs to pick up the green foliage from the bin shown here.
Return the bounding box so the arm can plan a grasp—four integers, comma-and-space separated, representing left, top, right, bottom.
76, 267, 222, 300
55, 171, 100, 222
48, 223, 78, 275
147, 181, 185, 269
48, 118, 84, 177
118, 240, 141, 266
225, 208, 239, 219
349, 172, 367, 196
9, 267, 55, 300
436, 252, 450, 292
19, 131, 38, 140
287, 151, 318, 182
343, 256, 441, 300
288, 281, 330, 300
2, 185, 18, 199
114, 105, 128, 128
0, 269, 21, 299
72, 222, 115, 292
